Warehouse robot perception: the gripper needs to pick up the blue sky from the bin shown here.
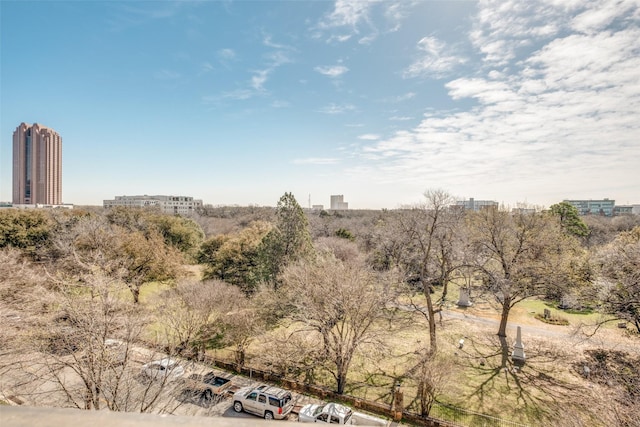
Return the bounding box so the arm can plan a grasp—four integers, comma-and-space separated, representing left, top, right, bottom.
1, 0, 639, 209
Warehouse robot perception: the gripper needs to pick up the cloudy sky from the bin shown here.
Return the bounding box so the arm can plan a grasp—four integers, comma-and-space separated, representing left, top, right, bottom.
1, 0, 638, 209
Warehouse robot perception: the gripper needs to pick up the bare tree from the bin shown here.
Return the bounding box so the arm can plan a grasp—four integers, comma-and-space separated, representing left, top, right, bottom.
0, 257, 184, 413
36, 273, 187, 413
466, 206, 579, 337
396, 190, 461, 354
48, 213, 184, 303
278, 249, 402, 394
596, 226, 640, 333
218, 302, 265, 371
409, 352, 454, 416
155, 277, 266, 371
255, 328, 322, 382
154, 279, 246, 359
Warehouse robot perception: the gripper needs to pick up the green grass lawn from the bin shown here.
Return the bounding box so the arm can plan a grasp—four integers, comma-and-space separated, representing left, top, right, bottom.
515, 298, 600, 321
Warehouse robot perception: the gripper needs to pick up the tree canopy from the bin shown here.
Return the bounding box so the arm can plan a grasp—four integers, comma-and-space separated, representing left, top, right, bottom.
258, 192, 313, 286
597, 226, 640, 332
549, 202, 590, 237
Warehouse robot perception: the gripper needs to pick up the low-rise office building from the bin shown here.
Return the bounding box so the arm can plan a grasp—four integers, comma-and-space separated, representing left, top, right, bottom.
564, 199, 615, 217
103, 195, 203, 215
455, 198, 498, 211
613, 205, 633, 215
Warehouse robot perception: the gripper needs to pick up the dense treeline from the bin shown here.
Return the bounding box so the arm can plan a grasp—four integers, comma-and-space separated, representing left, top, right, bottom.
1, 197, 639, 338
1, 193, 639, 424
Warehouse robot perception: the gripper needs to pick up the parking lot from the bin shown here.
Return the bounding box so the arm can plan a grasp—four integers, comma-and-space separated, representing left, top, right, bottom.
163, 363, 326, 422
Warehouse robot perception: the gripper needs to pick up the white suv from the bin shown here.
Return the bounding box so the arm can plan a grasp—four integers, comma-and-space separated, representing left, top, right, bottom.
232, 384, 294, 420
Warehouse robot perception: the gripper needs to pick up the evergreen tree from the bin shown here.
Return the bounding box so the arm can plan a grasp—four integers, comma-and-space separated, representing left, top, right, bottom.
259, 192, 313, 286
549, 201, 590, 238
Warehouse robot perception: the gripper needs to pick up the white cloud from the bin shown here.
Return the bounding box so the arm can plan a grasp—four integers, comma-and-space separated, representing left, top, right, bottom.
262, 34, 294, 50
395, 92, 416, 102
211, 44, 292, 100
384, 1, 412, 32
355, 1, 640, 205
445, 78, 513, 104
571, 0, 636, 34
320, 0, 374, 29
251, 70, 270, 91
217, 48, 236, 60
199, 62, 214, 75
318, 103, 356, 114
315, 65, 349, 77
469, 0, 578, 66
358, 33, 378, 44
265, 50, 293, 67
327, 34, 353, 43
404, 36, 466, 78
201, 89, 255, 104
317, 0, 412, 43
358, 134, 380, 140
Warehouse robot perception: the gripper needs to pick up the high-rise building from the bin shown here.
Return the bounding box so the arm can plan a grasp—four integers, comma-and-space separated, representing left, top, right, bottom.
330, 195, 348, 210
12, 122, 62, 205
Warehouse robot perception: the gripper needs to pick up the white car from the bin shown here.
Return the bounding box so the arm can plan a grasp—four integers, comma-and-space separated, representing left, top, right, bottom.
140, 358, 184, 381
298, 402, 388, 425
79, 338, 127, 367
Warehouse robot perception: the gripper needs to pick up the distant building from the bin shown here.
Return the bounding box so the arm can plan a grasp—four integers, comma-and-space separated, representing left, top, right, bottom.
564, 199, 615, 217
330, 195, 349, 210
633, 205, 640, 215
13, 122, 62, 205
455, 198, 498, 211
103, 195, 203, 215
613, 205, 633, 215
8, 203, 73, 210
512, 207, 538, 214
311, 204, 324, 211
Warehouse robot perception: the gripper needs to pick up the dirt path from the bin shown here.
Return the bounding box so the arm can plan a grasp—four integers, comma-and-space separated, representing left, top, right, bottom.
441, 307, 639, 353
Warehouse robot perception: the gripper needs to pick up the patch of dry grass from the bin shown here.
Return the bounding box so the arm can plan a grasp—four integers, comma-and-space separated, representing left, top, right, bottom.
136, 281, 633, 426
231, 306, 630, 426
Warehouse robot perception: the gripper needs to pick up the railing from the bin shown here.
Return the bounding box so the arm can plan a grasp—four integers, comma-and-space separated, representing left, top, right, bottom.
198, 353, 529, 427
421, 402, 529, 427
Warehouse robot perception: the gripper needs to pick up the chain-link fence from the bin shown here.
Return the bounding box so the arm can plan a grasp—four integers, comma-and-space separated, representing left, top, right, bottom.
429, 402, 530, 427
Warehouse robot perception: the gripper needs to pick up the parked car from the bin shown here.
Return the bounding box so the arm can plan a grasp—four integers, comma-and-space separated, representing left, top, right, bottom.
182, 371, 233, 403
233, 384, 294, 420
79, 338, 127, 367
140, 358, 184, 381
298, 402, 388, 425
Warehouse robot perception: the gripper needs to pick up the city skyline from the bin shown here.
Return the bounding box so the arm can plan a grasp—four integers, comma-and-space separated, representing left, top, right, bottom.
1, 1, 639, 209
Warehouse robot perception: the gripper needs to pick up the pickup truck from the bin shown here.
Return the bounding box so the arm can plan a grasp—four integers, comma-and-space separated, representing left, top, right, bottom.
298, 402, 389, 425
182, 371, 233, 403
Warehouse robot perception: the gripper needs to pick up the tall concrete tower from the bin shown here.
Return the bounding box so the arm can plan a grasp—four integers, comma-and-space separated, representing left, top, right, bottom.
330, 195, 348, 210
13, 122, 62, 205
